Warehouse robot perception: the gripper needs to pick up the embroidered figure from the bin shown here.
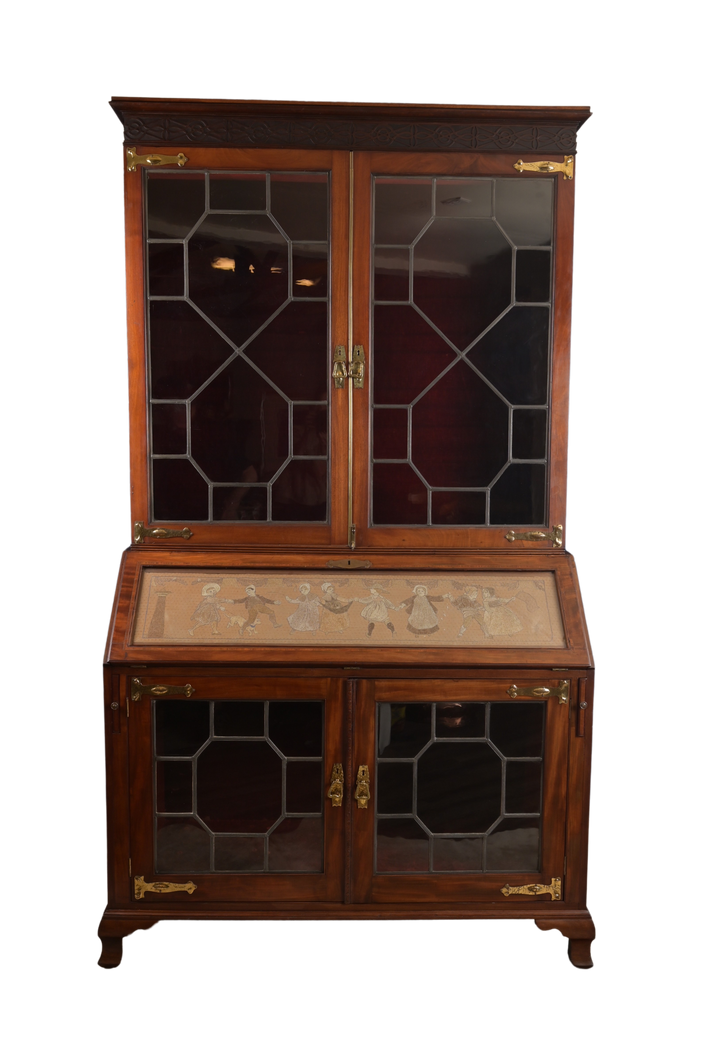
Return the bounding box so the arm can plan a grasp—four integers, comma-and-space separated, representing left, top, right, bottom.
398, 584, 445, 636
444, 585, 487, 637
357, 584, 397, 637
319, 582, 353, 633
188, 583, 235, 636
232, 584, 282, 635
481, 586, 523, 637
286, 583, 321, 632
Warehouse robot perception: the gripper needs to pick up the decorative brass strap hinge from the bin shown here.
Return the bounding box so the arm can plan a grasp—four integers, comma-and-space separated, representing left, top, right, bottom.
134, 521, 193, 544
126, 148, 188, 172
513, 156, 574, 180
507, 680, 570, 705
332, 345, 347, 388
355, 765, 371, 809
501, 878, 562, 901
326, 557, 372, 569
131, 678, 195, 701
350, 345, 365, 388
327, 763, 344, 807
134, 876, 197, 900
505, 524, 563, 548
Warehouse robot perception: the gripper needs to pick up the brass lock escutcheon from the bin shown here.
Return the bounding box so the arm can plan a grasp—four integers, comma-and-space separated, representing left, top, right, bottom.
350, 345, 365, 388
134, 875, 197, 900
332, 345, 347, 388
327, 763, 344, 807
126, 147, 188, 172
507, 680, 569, 706
134, 521, 193, 544
513, 156, 574, 180
501, 878, 562, 901
355, 765, 371, 809
131, 678, 195, 701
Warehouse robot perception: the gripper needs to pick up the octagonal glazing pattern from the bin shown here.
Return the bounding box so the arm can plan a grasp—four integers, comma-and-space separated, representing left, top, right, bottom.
154, 699, 324, 873
375, 700, 544, 873
372, 175, 553, 527
146, 170, 330, 524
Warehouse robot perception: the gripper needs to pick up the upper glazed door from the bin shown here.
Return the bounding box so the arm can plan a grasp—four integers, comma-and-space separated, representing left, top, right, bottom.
127, 148, 350, 546
126, 144, 573, 551
351, 152, 573, 550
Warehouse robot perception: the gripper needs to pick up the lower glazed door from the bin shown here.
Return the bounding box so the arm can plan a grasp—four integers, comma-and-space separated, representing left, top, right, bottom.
128, 677, 345, 903
351, 678, 569, 905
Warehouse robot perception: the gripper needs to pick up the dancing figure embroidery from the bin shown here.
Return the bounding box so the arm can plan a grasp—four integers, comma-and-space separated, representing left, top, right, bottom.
319, 582, 353, 634
398, 584, 444, 636
188, 583, 235, 636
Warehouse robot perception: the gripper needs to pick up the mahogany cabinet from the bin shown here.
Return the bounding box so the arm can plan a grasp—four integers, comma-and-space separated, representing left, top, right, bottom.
100, 97, 594, 968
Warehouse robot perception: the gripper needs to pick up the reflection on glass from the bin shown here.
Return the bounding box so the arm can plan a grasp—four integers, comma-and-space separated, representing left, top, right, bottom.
374, 247, 409, 301
214, 836, 265, 872
210, 173, 266, 211
269, 818, 323, 872
213, 485, 267, 521
495, 179, 553, 246
378, 703, 431, 757
147, 173, 205, 239
374, 178, 432, 244
156, 818, 210, 873
272, 460, 327, 522
433, 836, 484, 871
377, 818, 429, 873
293, 243, 328, 297
435, 702, 486, 738
486, 818, 540, 871
435, 179, 493, 218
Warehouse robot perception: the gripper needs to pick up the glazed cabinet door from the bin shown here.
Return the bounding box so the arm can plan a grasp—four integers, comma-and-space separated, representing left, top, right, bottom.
128, 676, 345, 903
351, 677, 569, 904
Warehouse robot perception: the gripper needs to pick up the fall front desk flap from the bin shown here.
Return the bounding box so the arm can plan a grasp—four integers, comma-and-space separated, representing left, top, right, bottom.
133, 570, 565, 648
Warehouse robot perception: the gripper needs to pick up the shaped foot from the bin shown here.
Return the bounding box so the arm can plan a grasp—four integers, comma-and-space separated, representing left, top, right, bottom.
536, 915, 595, 969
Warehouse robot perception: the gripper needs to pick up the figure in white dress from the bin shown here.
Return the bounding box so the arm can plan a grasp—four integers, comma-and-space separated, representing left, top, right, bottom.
188, 583, 235, 636
357, 584, 397, 637
319, 582, 353, 634
398, 584, 444, 636
286, 583, 322, 632
481, 587, 523, 637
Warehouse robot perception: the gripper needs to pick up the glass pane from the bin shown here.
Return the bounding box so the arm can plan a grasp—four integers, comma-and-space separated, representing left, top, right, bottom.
156, 761, 192, 813
293, 406, 327, 456
435, 179, 493, 218
156, 818, 210, 873
489, 703, 544, 758
413, 217, 512, 351
377, 762, 414, 814
197, 740, 282, 833
293, 243, 328, 297
486, 817, 540, 871
433, 836, 483, 871
246, 301, 328, 402
213, 701, 264, 737
374, 247, 409, 301
435, 702, 486, 738
374, 178, 432, 244
148, 243, 184, 296
431, 491, 486, 525
495, 179, 553, 246
209, 173, 266, 211
147, 173, 205, 239
372, 464, 427, 525
489, 463, 546, 526
373, 408, 408, 459
286, 761, 322, 813
270, 174, 328, 241
152, 404, 186, 455
152, 458, 209, 521
373, 305, 456, 405
213, 485, 267, 521
214, 835, 265, 872
190, 357, 288, 484
378, 703, 431, 758
377, 818, 429, 872
272, 460, 327, 521
411, 361, 508, 488
512, 409, 547, 460
149, 300, 233, 400
268, 701, 323, 757
505, 761, 543, 814
268, 817, 323, 872
516, 249, 551, 303
155, 701, 210, 757
417, 743, 502, 833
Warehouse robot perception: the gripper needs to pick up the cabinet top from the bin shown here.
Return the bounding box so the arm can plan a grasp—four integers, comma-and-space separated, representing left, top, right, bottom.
110, 97, 592, 153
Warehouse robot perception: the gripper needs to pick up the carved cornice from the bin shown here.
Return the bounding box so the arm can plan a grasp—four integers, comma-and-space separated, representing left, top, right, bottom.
119, 115, 578, 153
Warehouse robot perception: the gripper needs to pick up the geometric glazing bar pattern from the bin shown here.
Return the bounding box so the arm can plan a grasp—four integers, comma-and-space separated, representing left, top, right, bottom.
371, 176, 553, 527
146, 170, 330, 524
375, 701, 544, 873
153, 699, 324, 873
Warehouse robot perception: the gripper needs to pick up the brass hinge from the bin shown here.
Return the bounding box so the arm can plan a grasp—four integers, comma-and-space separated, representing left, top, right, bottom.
131, 678, 195, 701
326, 557, 372, 569
134, 521, 193, 544
134, 875, 197, 900
505, 524, 563, 548
126, 148, 188, 172
513, 156, 574, 180
501, 877, 562, 901
350, 345, 365, 388
507, 680, 570, 705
